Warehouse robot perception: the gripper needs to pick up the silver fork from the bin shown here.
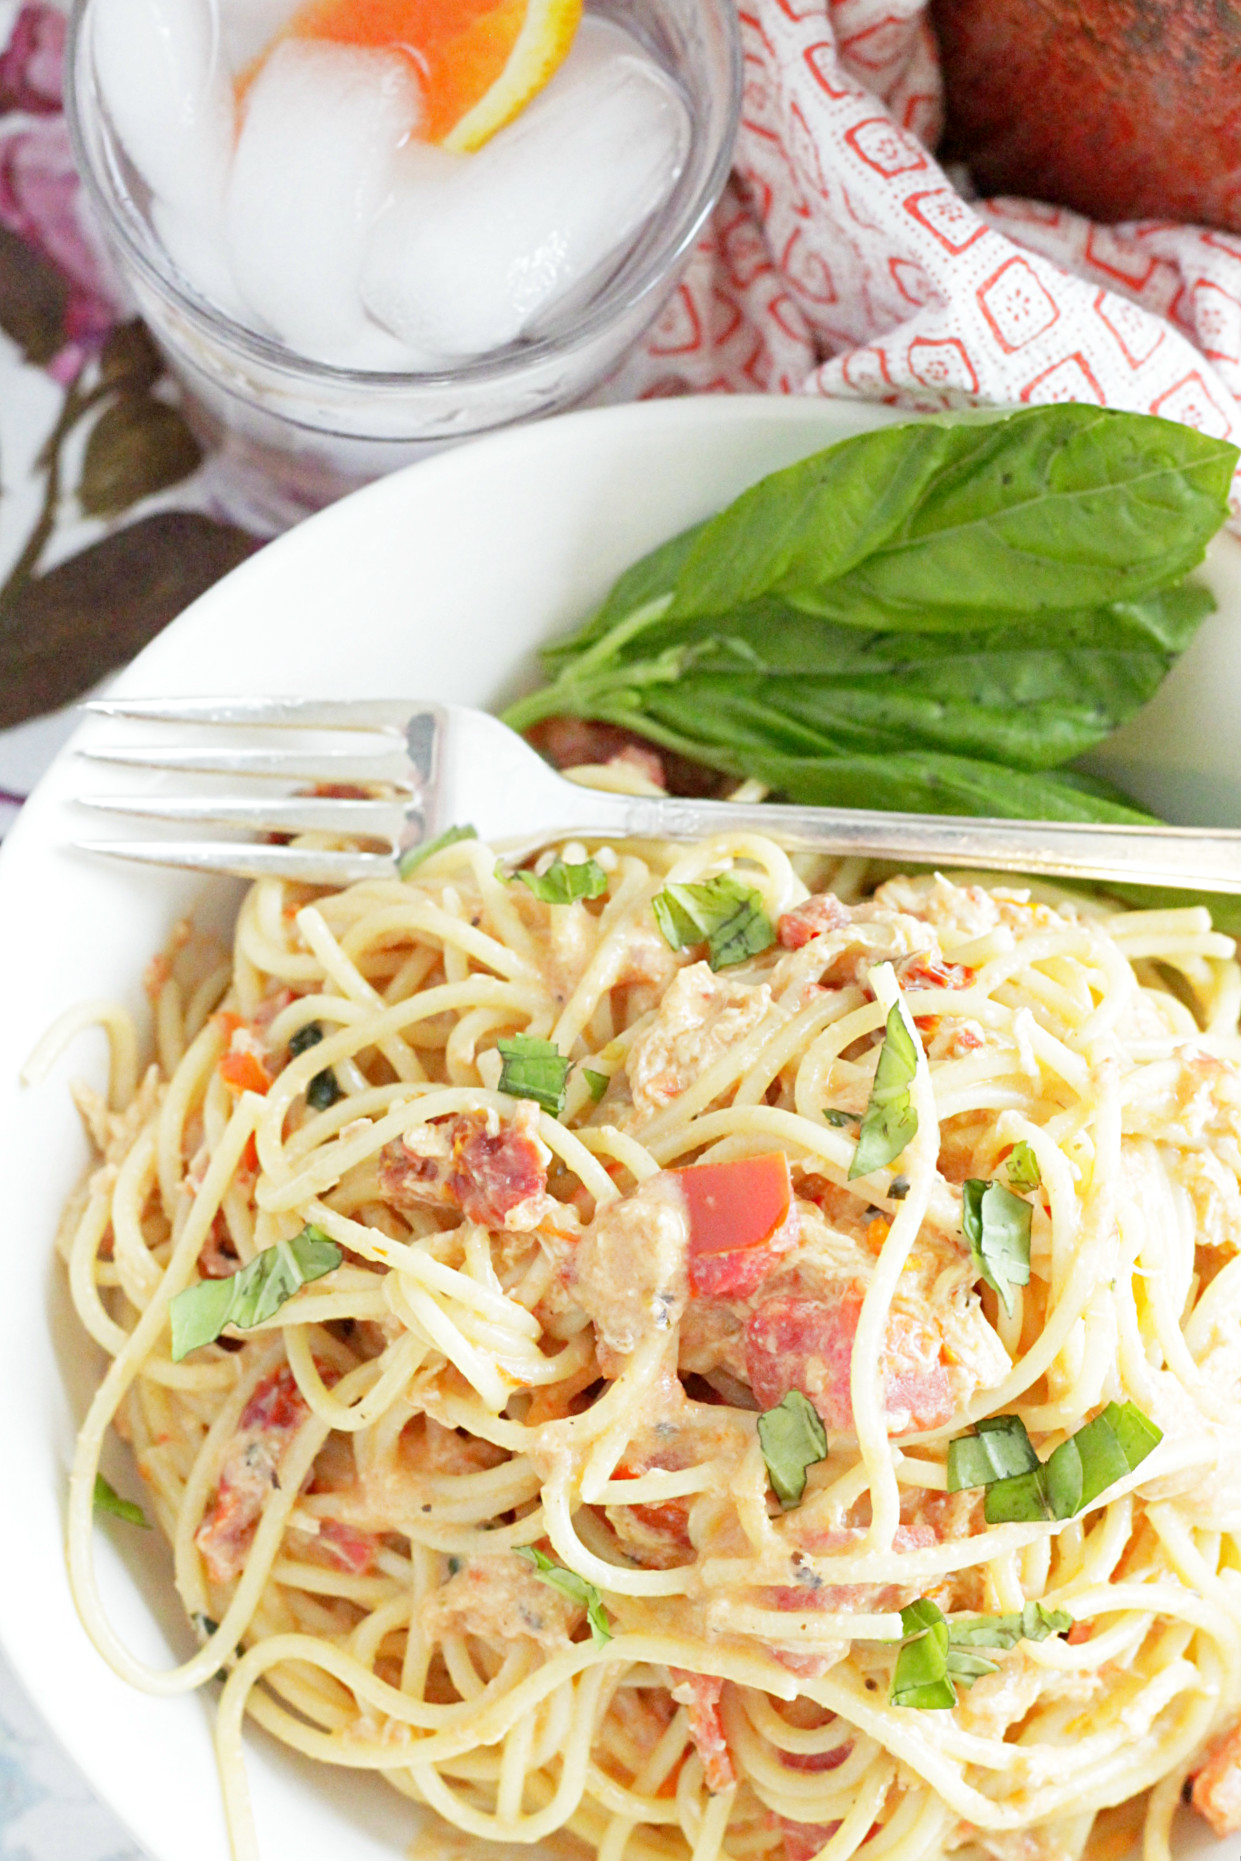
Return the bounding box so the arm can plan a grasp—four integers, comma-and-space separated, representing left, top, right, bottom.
77, 695, 1241, 894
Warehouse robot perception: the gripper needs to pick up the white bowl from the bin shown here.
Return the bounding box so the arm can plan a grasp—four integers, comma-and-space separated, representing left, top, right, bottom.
1, 394, 1237, 1861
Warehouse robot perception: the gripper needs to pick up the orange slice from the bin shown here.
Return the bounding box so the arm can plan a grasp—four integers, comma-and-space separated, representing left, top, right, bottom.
278, 0, 583, 150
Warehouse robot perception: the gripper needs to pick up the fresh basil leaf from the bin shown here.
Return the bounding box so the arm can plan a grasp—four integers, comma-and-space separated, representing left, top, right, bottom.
757, 1389, 828, 1508
651, 874, 775, 971
539, 521, 707, 673
582, 1067, 609, 1103
306, 1067, 342, 1111
949, 1602, 1071, 1650
824, 1108, 860, 1128
976, 1400, 1161, 1523
1043, 1436, 1084, 1520
891, 1598, 956, 1710
945, 1646, 997, 1685
399, 824, 478, 878
809, 406, 1235, 617
962, 1179, 1032, 1316
170, 1225, 342, 1360
1005, 1142, 1042, 1194
947, 1414, 1039, 1491
670, 422, 964, 620
1108, 1399, 1164, 1471
515, 857, 608, 904
849, 1003, 918, 1180
515, 1546, 612, 1645
983, 1468, 1054, 1525
1071, 1401, 1162, 1510
288, 1022, 324, 1059
94, 1473, 150, 1528
496, 1035, 570, 1117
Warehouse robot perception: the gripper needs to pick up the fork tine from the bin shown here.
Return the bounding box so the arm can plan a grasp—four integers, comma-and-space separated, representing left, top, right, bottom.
83, 696, 416, 730
76, 841, 396, 883
79, 744, 415, 784
79, 793, 407, 838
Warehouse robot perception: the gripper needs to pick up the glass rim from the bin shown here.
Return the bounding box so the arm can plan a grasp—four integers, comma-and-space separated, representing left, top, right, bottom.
65, 0, 743, 392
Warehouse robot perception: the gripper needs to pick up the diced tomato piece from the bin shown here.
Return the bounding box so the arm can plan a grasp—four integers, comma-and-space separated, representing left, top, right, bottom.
453, 1111, 547, 1227
215, 1014, 273, 1097
670, 1670, 735, 1793
611, 1465, 693, 1550
777, 896, 848, 951
196, 1365, 309, 1584
675, 1154, 799, 1299
316, 1518, 379, 1574
896, 954, 974, 992
780, 1819, 842, 1861
379, 1106, 549, 1230
744, 1293, 953, 1435
1193, 1721, 1241, 1835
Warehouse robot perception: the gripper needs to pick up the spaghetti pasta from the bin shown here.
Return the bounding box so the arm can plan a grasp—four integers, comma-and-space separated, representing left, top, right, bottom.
47, 829, 1241, 1861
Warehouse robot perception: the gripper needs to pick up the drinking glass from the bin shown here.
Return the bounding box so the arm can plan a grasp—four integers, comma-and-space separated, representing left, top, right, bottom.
66, 0, 742, 531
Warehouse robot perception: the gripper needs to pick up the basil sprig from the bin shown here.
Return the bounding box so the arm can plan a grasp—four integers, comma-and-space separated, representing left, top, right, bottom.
496, 1034, 570, 1116
962, 1178, 1032, 1315
170, 1224, 343, 1361
94, 1473, 150, 1529
757, 1390, 828, 1508
515, 857, 608, 904
652, 874, 775, 971
949, 1402, 1162, 1524
890, 1597, 1072, 1708
505, 409, 1234, 863
515, 1547, 612, 1645
1005, 1141, 1042, 1194
849, 1003, 918, 1180
399, 824, 478, 879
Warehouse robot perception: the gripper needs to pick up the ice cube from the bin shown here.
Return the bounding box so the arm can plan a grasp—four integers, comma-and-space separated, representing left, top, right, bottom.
223, 38, 420, 363
360, 17, 691, 362
218, 0, 305, 76
152, 199, 250, 321
93, 0, 234, 223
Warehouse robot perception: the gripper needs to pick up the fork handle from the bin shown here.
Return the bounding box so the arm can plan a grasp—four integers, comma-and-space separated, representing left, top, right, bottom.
609, 797, 1241, 897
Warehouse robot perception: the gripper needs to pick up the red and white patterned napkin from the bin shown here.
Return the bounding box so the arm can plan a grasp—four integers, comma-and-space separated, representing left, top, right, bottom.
615, 0, 1241, 506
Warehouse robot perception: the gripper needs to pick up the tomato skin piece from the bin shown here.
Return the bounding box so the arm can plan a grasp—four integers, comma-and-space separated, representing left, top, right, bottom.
675, 1154, 798, 1299
214, 1013, 273, 1097
745, 1293, 954, 1435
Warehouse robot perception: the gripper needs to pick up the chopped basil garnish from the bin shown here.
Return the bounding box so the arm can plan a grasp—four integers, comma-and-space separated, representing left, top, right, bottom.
757, 1389, 828, 1508
582, 1067, 609, 1103
889, 1174, 910, 1200
515, 857, 608, 904
289, 1021, 342, 1109
94, 1473, 150, 1529
651, 874, 775, 971
1005, 1141, 1042, 1194
891, 1599, 955, 1710
515, 1546, 612, 1645
949, 1400, 1162, 1525
398, 824, 478, 878
949, 1601, 1071, 1651
948, 1414, 1039, 1492
823, 1108, 860, 1128
849, 1003, 918, 1181
170, 1224, 342, 1360
306, 1067, 343, 1111
962, 1178, 1032, 1316
496, 1034, 570, 1117
891, 1596, 1072, 1707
